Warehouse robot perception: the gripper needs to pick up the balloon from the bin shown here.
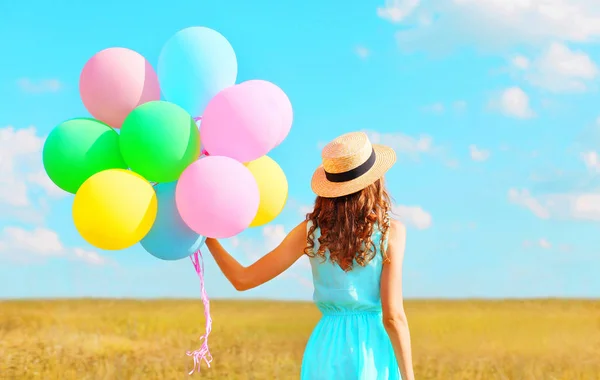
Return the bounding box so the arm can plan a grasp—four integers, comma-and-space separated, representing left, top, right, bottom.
140, 182, 206, 261
245, 156, 288, 227
79, 47, 161, 128
72, 169, 157, 250
201, 84, 281, 163
120, 101, 200, 183
176, 156, 259, 238
42, 118, 128, 194
158, 27, 237, 117
240, 80, 293, 146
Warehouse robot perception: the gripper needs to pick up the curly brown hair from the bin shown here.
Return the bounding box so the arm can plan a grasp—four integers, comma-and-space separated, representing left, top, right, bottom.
304, 178, 392, 272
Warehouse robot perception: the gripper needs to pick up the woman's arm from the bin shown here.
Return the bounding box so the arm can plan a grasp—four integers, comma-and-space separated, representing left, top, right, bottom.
380, 220, 415, 380
204, 221, 308, 291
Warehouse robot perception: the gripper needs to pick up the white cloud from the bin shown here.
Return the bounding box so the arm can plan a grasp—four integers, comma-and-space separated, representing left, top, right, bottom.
451, 0, 600, 43
0, 126, 44, 205
283, 198, 313, 219
0, 126, 67, 222
571, 193, 600, 221
377, 0, 421, 23
0, 227, 64, 257
0, 178, 29, 207
508, 188, 551, 219
355, 45, 370, 59
580, 151, 600, 172
262, 224, 287, 251
27, 170, 67, 197
422, 102, 445, 113
444, 159, 460, 169
421, 101, 467, 113
298, 204, 313, 216
229, 236, 241, 248
453, 100, 468, 111
0, 226, 106, 265
522, 238, 552, 249
391, 204, 432, 229
508, 188, 600, 222
469, 145, 491, 162
392, 0, 600, 53
319, 131, 439, 163
366, 130, 435, 160
280, 271, 313, 289
72, 248, 108, 266
365, 130, 459, 168
490, 87, 535, 119
538, 238, 552, 249
17, 78, 62, 94
558, 243, 574, 253
511, 43, 598, 92
512, 55, 530, 69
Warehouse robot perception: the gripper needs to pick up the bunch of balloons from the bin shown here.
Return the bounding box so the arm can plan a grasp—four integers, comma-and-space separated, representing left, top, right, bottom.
42, 26, 292, 261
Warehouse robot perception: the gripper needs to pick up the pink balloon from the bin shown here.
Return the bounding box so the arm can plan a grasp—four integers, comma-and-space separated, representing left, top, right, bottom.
79, 47, 161, 128
176, 156, 259, 238
240, 80, 293, 146
201, 84, 281, 163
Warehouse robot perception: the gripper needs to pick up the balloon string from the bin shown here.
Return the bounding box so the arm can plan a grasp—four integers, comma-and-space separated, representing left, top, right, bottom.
186, 250, 213, 375
193, 116, 210, 157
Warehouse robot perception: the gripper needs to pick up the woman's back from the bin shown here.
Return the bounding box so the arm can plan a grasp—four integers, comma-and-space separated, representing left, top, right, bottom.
308, 221, 386, 314
302, 222, 400, 380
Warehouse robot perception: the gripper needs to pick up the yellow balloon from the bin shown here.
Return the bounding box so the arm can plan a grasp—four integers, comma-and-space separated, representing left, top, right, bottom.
245, 156, 288, 227
72, 169, 157, 250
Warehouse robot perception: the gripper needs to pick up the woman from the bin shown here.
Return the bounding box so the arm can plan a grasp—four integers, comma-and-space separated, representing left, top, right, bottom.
205, 131, 415, 379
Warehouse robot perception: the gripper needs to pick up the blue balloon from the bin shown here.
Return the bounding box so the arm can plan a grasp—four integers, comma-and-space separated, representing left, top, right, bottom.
141, 182, 206, 260
158, 27, 238, 117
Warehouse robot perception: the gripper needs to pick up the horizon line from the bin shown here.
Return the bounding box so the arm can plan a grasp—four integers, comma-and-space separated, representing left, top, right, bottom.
1, 297, 599, 302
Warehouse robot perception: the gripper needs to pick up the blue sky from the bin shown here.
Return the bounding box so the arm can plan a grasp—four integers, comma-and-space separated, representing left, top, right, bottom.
1, 0, 600, 299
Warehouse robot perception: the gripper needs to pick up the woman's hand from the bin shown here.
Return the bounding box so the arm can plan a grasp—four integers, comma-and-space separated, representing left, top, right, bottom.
204, 221, 308, 291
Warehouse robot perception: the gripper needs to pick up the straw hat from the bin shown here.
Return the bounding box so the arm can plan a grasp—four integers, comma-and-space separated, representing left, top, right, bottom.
311, 132, 397, 198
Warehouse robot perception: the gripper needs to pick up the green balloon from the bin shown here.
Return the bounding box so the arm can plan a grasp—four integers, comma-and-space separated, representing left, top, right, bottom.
120, 101, 200, 183
42, 118, 128, 194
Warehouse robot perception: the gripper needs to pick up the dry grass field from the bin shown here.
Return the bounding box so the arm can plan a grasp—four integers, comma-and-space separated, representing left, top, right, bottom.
1, 299, 599, 379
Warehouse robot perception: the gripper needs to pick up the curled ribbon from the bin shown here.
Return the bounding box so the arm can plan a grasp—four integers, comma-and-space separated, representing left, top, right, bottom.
186, 250, 213, 374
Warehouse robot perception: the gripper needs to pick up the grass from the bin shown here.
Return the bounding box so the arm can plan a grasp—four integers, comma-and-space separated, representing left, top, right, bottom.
1, 299, 600, 379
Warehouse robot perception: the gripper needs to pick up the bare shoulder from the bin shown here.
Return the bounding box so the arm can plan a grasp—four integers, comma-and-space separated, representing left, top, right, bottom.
386, 218, 406, 259
388, 218, 406, 241
284, 220, 309, 243
291, 220, 309, 234
268, 220, 308, 256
